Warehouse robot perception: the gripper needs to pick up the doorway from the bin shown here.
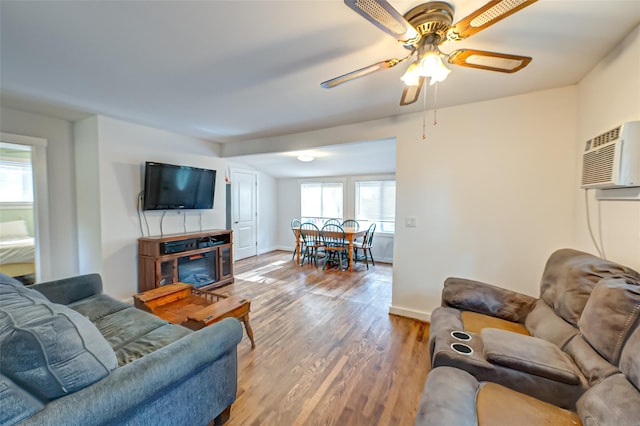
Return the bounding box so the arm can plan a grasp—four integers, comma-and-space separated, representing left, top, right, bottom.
0, 133, 50, 283
231, 169, 257, 260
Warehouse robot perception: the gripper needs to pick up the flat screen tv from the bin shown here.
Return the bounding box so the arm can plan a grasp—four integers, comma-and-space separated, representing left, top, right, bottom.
143, 161, 216, 210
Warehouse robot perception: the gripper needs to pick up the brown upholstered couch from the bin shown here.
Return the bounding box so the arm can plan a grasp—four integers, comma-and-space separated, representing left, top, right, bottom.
415, 248, 640, 425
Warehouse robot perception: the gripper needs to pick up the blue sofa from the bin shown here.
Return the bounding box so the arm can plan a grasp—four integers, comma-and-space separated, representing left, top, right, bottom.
0, 272, 243, 426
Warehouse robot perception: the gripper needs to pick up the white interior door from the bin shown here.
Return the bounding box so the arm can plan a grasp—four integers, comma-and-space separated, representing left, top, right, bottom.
231, 169, 257, 260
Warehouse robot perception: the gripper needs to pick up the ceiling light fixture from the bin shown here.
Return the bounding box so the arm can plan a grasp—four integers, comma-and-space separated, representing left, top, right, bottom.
297, 155, 315, 162
400, 44, 451, 87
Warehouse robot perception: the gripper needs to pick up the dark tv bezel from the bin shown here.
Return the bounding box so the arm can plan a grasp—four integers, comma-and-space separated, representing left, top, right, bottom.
142, 161, 216, 211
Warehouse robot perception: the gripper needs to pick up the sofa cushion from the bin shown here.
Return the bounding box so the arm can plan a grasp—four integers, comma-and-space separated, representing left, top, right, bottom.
477, 382, 582, 426
116, 323, 192, 366
461, 311, 530, 336
69, 293, 131, 322
539, 249, 640, 326
0, 274, 118, 400
92, 306, 169, 351
524, 299, 578, 349
577, 373, 640, 426
578, 276, 640, 364
564, 334, 620, 386
482, 328, 581, 385
90, 305, 195, 366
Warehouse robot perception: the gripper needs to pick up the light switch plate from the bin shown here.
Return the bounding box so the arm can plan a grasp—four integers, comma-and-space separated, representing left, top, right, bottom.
405, 216, 417, 227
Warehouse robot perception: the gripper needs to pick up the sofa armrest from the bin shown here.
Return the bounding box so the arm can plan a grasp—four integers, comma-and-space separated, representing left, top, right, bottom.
23, 317, 244, 425
442, 277, 537, 323
482, 328, 582, 385
30, 273, 103, 305
415, 367, 480, 426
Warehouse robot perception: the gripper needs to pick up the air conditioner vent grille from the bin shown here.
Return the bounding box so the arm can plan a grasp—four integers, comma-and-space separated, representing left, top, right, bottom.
581, 143, 616, 186
590, 126, 621, 149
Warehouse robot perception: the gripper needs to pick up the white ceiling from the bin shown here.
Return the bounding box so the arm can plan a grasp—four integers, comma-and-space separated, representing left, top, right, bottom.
225, 138, 396, 178
1, 0, 639, 177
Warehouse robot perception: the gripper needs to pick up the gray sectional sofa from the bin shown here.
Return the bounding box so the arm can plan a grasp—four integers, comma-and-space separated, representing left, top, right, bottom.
416, 248, 640, 425
0, 272, 243, 426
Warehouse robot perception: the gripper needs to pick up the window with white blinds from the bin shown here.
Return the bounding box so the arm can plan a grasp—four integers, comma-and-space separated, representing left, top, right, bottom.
300, 182, 343, 226
355, 180, 395, 233
0, 157, 33, 203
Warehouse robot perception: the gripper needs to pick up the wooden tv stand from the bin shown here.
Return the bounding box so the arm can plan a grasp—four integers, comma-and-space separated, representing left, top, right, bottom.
138, 229, 233, 293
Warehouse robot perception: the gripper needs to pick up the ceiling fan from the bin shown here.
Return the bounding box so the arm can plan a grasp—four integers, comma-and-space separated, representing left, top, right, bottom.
321, 0, 538, 106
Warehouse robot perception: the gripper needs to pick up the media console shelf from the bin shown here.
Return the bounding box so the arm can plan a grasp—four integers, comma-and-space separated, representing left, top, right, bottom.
138, 229, 233, 293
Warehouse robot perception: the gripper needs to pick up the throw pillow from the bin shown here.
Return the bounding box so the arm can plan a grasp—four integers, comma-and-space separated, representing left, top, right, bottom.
0, 274, 118, 401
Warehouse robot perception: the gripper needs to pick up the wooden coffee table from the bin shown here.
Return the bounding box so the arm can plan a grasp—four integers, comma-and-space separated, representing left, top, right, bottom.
133, 283, 255, 348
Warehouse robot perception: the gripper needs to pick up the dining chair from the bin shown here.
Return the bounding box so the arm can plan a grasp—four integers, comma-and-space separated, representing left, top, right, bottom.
354, 223, 376, 269
291, 218, 303, 261
341, 219, 361, 249
323, 218, 341, 227
320, 223, 349, 271
300, 222, 323, 267
341, 219, 360, 230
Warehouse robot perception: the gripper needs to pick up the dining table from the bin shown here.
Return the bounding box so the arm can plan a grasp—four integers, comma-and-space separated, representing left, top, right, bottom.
293, 226, 367, 272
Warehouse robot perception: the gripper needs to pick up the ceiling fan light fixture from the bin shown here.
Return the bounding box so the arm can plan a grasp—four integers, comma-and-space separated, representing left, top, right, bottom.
400, 62, 422, 86
419, 52, 451, 85
297, 155, 315, 162
326, 0, 538, 106
401, 51, 451, 87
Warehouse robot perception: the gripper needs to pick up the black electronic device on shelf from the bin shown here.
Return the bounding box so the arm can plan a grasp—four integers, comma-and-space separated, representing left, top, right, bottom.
161, 238, 198, 254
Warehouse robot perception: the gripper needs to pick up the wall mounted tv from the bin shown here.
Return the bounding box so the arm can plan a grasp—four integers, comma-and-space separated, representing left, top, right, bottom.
143, 161, 216, 210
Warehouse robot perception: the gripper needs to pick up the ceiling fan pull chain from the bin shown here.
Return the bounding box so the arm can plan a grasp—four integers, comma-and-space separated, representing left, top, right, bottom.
433, 82, 439, 126
422, 80, 428, 140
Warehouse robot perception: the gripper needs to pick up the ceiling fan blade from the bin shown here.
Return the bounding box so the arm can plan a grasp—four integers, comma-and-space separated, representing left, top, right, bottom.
448, 49, 532, 73
321, 58, 401, 88
344, 0, 420, 43
400, 77, 424, 106
447, 0, 538, 41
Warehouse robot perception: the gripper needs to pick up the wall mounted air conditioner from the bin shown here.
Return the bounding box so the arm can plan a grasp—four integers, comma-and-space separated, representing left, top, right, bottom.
581, 121, 640, 189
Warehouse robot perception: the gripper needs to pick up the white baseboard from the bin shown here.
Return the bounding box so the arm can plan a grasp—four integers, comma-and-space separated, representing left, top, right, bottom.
388, 305, 431, 322
258, 246, 282, 255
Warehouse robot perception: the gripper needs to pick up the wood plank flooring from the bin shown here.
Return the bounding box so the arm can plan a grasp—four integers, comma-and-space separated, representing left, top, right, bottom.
218, 251, 430, 426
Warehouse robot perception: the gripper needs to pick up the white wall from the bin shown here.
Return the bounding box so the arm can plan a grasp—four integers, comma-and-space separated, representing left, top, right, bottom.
573, 24, 640, 271
74, 116, 102, 274
257, 171, 278, 254
277, 179, 301, 250
0, 107, 78, 280
74, 115, 227, 300
392, 87, 577, 320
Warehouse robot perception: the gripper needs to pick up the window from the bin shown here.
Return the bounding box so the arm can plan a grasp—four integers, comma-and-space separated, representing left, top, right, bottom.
300, 182, 343, 226
0, 144, 33, 203
355, 180, 396, 233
